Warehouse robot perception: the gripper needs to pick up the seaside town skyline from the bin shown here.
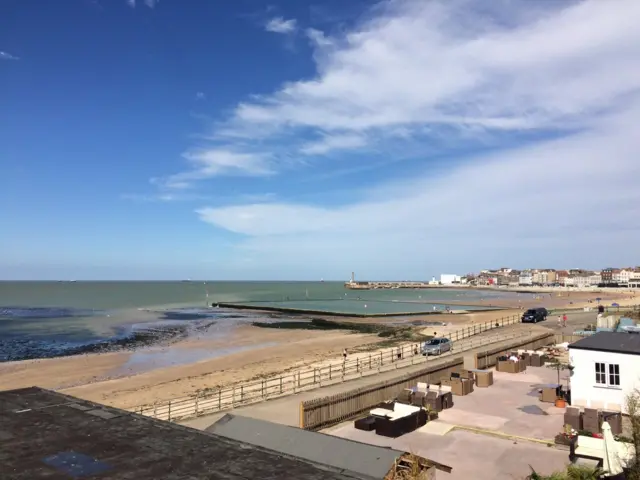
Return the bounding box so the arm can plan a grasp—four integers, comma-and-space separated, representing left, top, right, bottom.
459, 267, 640, 288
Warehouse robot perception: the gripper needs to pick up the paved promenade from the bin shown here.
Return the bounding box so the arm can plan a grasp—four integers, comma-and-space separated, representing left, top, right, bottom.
181, 324, 551, 430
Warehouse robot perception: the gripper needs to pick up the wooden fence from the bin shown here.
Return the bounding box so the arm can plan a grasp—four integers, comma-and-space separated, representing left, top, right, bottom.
299, 331, 557, 431
132, 314, 521, 422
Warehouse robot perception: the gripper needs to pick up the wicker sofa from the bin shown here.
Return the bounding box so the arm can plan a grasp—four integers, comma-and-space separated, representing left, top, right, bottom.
370, 402, 426, 438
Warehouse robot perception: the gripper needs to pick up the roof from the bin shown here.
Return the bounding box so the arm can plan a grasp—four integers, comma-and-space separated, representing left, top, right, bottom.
569, 332, 640, 356
206, 414, 402, 480
0, 387, 373, 480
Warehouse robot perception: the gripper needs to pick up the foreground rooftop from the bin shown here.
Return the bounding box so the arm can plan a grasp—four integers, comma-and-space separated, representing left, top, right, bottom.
569, 331, 640, 355
0, 387, 379, 479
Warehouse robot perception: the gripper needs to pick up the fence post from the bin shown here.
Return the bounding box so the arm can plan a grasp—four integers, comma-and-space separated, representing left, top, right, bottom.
313, 369, 317, 384
195, 392, 199, 415
241, 385, 244, 402
298, 372, 301, 388
218, 388, 221, 410
280, 376, 283, 393
329, 365, 332, 380
369, 353, 372, 369
380, 351, 383, 366
168, 400, 171, 421
262, 380, 265, 397
153, 402, 157, 418
233, 386, 236, 405
357, 358, 359, 374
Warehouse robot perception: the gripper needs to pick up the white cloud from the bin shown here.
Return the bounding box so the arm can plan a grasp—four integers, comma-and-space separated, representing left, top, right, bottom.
193, 0, 640, 275
300, 133, 367, 155
220, 0, 640, 146
127, 0, 157, 8
265, 17, 298, 34
0, 51, 19, 61
195, 92, 206, 100
198, 104, 640, 276
154, 149, 273, 189
306, 28, 332, 47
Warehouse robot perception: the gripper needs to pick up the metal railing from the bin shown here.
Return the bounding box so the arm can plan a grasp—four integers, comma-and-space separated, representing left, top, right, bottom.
132, 314, 522, 422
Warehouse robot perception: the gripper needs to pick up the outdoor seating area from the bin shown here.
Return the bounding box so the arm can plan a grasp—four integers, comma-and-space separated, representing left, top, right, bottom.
362, 401, 428, 438
560, 406, 623, 437
336, 364, 574, 479
355, 382, 454, 438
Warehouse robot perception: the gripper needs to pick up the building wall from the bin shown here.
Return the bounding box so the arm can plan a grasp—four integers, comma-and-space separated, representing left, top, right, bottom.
569, 348, 640, 413
440, 274, 458, 285
519, 275, 533, 285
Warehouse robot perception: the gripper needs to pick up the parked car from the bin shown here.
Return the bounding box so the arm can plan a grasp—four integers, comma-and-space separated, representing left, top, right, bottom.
521, 307, 548, 323
422, 337, 452, 356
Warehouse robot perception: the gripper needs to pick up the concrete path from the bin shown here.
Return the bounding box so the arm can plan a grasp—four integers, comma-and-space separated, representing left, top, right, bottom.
181, 326, 551, 431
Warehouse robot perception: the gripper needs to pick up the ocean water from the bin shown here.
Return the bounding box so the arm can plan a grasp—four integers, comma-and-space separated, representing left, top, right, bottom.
0, 281, 515, 362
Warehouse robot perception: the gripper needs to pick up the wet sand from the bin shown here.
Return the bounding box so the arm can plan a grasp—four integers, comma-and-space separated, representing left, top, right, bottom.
0, 288, 636, 409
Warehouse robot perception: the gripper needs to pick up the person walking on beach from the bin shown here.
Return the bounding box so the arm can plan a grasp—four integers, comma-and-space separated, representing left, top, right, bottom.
557, 315, 562, 327
343, 349, 347, 361
562, 314, 568, 328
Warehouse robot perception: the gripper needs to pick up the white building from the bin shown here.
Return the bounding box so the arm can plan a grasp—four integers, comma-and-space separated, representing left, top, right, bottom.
614, 269, 634, 285
440, 274, 461, 285
519, 273, 533, 285
569, 333, 640, 414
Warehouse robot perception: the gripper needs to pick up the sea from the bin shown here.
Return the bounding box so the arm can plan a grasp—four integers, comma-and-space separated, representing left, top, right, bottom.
0, 281, 516, 362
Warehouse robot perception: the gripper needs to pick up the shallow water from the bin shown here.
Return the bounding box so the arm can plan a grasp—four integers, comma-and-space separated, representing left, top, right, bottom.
112, 342, 280, 376
0, 281, 520, 361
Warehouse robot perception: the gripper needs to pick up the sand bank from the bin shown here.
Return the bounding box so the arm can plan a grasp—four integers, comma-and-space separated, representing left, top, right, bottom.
0, 290, 636, 409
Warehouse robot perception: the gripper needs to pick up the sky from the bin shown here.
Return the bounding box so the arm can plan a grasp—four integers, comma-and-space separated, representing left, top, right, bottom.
1, 0, 640, 281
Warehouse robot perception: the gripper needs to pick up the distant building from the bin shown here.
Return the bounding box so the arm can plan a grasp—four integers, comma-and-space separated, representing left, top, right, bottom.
601, 268, 619, 285
614, 269, 634, 285
519, 272, 533, 286
556, 270, 569, 285
440, 274, 461, 285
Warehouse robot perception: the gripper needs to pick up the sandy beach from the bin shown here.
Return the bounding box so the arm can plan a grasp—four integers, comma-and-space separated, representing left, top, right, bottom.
0, 287, 636, 409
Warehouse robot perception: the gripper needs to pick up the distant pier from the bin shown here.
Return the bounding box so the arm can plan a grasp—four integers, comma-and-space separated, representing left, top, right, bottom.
344, 280, 433, 290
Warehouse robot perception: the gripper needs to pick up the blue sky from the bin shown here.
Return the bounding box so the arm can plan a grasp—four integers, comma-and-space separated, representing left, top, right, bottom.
1, 0, 639, 281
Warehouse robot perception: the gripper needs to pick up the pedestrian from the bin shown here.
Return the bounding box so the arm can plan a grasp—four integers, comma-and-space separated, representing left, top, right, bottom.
557, 315, 562, 327
562, 314, 567, 328
414, 344, 418, 356
343, 348, 347, 361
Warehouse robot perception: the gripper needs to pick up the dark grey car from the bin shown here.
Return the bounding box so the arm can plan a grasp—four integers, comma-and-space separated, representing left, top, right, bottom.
422, 337, 452, 356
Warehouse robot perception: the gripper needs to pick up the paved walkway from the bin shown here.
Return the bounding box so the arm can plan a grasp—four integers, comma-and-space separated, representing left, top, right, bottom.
181, 326, 552, 430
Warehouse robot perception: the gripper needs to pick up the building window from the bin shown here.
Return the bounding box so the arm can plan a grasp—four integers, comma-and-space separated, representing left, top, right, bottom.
595, 362, 620, 387
595, 362, 606, 384
609, 364, 620, 386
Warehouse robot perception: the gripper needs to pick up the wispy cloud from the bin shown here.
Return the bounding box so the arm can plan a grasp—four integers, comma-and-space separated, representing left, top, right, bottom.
193, 0, 640, 276
300, 133, 367, 155
153, 149, 273, 190
265, 17, 297, 34
0, 51, 19, 61
219, 0, 640, 149
305, 28, 332, 47
198, 103, 640, 275
127, 0, 158, 8
195, 92, 206, 101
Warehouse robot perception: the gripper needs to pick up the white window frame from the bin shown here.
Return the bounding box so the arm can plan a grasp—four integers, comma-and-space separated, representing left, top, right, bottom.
594, 361, 621, 387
